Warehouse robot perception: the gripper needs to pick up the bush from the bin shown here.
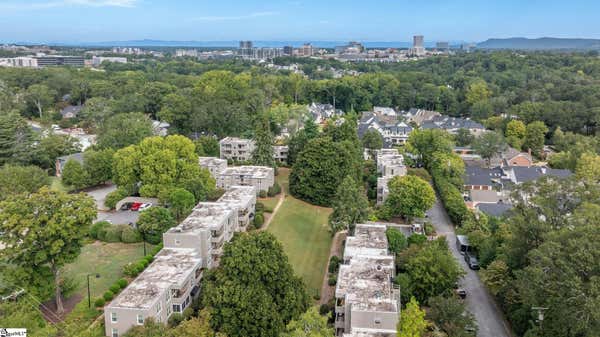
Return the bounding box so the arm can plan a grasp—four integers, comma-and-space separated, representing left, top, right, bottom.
168, 313, 184, 327
94, 298, 105, 307
117, 279, 128, 289
123, 262, 141, 277
328, 275, 337, 286
109, 284, 121, 294
105, 187, 129, 210
103, 225, 124, 243
267, 182, 281, 197
328, 256, 341, 274
90, 221, 111, 239
182, 307, 194, 319
151, 244, 162, 256
254, 213, 264, 228
134, 262, 145, 274
140, 259, 149, 268
424, 222, 435, 236
258, 190, 267, 198
319, 303, 330, 316
408, 234, 427, 246
120, 226, 142, 243
103, 291, 114, 301
255, 202, 265, 212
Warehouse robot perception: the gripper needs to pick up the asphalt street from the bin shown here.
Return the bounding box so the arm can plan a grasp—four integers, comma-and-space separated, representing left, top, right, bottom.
427, 198, 513, 337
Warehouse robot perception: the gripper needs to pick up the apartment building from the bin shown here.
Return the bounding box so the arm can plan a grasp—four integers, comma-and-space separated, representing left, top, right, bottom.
217, 166, 275, 193
104, 248, 203, 337
375, 150, 407, 206
219, 137, 255, 162
217, 186, 257, 231
273, 145, 289, 163
335, 223, 399, 337
199, 156, 228, 178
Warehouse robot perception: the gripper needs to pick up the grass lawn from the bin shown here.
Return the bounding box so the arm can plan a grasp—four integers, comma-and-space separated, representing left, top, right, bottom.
259, 168, 291, 212
62, 241, 151, 299
267, 168, 332, 296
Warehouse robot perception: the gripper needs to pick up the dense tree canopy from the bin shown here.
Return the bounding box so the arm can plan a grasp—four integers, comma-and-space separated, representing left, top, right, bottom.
385, 175, 435, 221
0, 164, 49, 200
328, 175, 369, 233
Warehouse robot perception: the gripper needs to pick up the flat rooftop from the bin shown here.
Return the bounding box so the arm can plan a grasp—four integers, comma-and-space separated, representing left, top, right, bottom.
199, 156, 227, 166
375, 149, 399, 157
220, 137, 254, 144
167, 202, 234, 234
108, 248, 201, 309
217, 185, 256, 208
377, 154, 404, 167
344, 223, 389, 259
335, 255, 397, 312
219, 166, 274, 179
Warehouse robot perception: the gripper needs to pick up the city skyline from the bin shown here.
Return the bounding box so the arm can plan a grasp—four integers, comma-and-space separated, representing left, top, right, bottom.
0, 0, 599, 43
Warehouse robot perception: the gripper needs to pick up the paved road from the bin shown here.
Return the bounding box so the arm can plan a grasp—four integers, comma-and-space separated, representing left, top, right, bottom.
427, 198, 512, 337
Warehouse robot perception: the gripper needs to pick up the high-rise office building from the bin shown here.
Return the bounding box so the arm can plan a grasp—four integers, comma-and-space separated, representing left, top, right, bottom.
436, 41, 450, 52
239, 41, 253, 57
410, 35, 426, 56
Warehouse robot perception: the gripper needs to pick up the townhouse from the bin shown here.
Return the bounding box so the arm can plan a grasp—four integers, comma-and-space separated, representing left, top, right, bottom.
359, 112, 413, 148
375, 149, 407, 206
216, 165, 275, 193
309, 102, 344, 124
421, 115, 486, 136
335, 223, 400, 337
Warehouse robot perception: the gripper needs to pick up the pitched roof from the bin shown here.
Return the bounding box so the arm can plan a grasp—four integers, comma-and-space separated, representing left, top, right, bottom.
477, 202, 513, 217
464, 165, 503, 186
510, 166, 572, 183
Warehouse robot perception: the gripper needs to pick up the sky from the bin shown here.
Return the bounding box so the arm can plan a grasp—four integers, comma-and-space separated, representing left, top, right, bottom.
0, 0, 599, 43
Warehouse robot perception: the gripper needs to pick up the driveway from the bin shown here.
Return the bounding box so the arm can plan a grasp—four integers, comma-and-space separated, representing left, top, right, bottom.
84, 184, 116, 211
427, 198, 512, 337
96, 210, 140, 226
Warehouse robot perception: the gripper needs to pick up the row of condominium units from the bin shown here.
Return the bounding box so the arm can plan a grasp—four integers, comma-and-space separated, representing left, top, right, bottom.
219, 136, 288, 163
103, 163, 275, 337
335, 223, 401, 337
375, 149, 407, 206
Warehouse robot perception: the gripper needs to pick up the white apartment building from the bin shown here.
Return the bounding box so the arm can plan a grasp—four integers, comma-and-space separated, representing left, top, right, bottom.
335, 223, 400, 337
104, 248, 203, 337
217, 185, 257, 231
375, 150, 407, 206
217, 166, 275, 193
219, 137, 256, 162
273, 145, 289, 163
199, 156, 228, 178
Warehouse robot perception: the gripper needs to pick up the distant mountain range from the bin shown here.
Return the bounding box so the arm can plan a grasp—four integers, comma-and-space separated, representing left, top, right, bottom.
477, 37, 600, 50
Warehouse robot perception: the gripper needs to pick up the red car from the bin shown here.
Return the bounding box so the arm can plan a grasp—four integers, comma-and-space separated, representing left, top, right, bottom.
130, 202, 143, 211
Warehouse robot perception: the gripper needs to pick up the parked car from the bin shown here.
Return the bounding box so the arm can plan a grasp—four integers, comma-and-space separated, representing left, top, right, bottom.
138, 203, 153, 211
464, 252, 480, 270
130, 202, 143, 211
120, 202, 133, 211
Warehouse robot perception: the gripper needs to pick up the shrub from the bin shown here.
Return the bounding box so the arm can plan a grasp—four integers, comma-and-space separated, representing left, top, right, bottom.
120, 226, 142, 243
143, 255, 154, 264
182, 307, 194, 319
168, 313, 184, 327
117, 279, 128, 289
103, 291, 114, 301
103, 225, 124, 243
255, 202, 265, 212
109, 284, 121, 294
94, 298, 105, 307
134, 262, 145, 274
267, 182, 282, 197
254, 213, 264, 228
319, 303, 330, 316
105, 187, 129, 210
151, 244, 162, 256
90, 221, 111, 239
123, 262, 138, 277
258, 190, 267, 198
424, 222, 435, 236
140, 259, 149, 268
313, 291, 321, 301
328, 256, 341, 274
328, 275, 337, 286
408, 234, 427, 246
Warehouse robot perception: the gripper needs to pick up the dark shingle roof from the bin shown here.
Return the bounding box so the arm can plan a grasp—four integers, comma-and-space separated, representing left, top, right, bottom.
511, 166, 572, 183
477, 203, 512, 217
464, 166, 503, 186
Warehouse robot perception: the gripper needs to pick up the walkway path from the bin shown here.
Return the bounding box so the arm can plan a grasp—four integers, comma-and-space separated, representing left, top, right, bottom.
427, 197, 513, 337
319, 230, 347, 305
260, 189, 286, 231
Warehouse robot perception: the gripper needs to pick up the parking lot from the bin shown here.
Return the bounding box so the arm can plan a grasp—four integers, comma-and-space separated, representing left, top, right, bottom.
93, 196, 158, 226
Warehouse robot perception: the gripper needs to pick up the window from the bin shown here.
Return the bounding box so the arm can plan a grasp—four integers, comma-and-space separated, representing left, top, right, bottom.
111, 312, 117, 323
374, 318, 381, 324
136, 314, 144, 325
111, 328, 119, 337
173, 304, 181, 313
174, 239, 181, 246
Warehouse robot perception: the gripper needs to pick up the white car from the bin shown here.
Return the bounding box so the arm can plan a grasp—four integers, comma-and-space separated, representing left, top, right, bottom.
138, 203, 153, 211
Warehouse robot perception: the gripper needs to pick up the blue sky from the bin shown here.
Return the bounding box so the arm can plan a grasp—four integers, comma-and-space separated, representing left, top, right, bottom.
0, 0, 599, 43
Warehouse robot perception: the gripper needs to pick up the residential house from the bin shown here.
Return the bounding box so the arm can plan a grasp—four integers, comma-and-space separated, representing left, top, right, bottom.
199, 157, 228, 178
151, 120, 170, 137
216, 166, 275, 193
501, 166, 572, 185
492, 147, 533, 167
309, 102, 344, 124
335, 223, 399, 337
400, 108, 440, 126
463, 165, 504, 191
55, 152, 84, 177
421, 116, 485, 136
476, 202, 512, 218
375, 150, 407, 205
273, 145, 289, 163
104, 248, 203, 337
60, 104, 83, 119
358, 112, 413, 148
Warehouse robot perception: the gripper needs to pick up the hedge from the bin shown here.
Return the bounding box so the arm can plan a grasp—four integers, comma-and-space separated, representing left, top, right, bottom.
103, 291, 114, 301
254, 213, 264, 229
120, 226, 142, 243
117, 279, 128, 289
122, 244, 163, 277
109, 284, 121, 294
102, 225, 124, 242
431, 173, 471, 226
90, 221, 111, 239
94, 298, 105, 307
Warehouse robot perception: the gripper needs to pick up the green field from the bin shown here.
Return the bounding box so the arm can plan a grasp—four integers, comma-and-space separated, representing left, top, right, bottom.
267, 169, 332, 295
62, 241, 150, 299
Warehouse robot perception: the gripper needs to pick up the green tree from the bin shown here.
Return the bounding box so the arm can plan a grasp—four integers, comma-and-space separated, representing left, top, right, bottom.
281, 307, 334, 337
480, 260, 510, 297
407, 129, 454, 168
454, 128, 474, 147
204, 232, 309, 337
523, 121, 548, 156
61, 159, 90, 190
158, 93, 192, 133
426, 295, 477, 337
168, 188, 196, 221
0, 165, 49, 200
362, 129, 384, 150
290, 137, 361, 206
83, 148, 115, 185
97, 112, 154, 149
195, 136, 220, 157
385, 175, 435, 221
25, 84, 56, 118
252, 115, 276, 168
0, 111, 36, 165
465, 80, 490, 106
386, 227, 408, 254
33, 133, 81, 172
398, 297, 428, 337
575, 152, 600, 183
287, 118, 319, 166
79, 96, 114, 127
0, 187, 95, 313
505, 120, 526, 149
328, 175, 369, 233
472, 131, 508, 167
136, 206, 176, 244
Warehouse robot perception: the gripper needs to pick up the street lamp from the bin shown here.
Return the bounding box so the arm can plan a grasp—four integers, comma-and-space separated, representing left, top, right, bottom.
87, 273, 100, 308
141, 231, 147, 256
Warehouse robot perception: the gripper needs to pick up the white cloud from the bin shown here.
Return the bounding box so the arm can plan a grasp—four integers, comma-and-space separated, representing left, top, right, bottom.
0, 0, 137, 10
193, 11, 279, 22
